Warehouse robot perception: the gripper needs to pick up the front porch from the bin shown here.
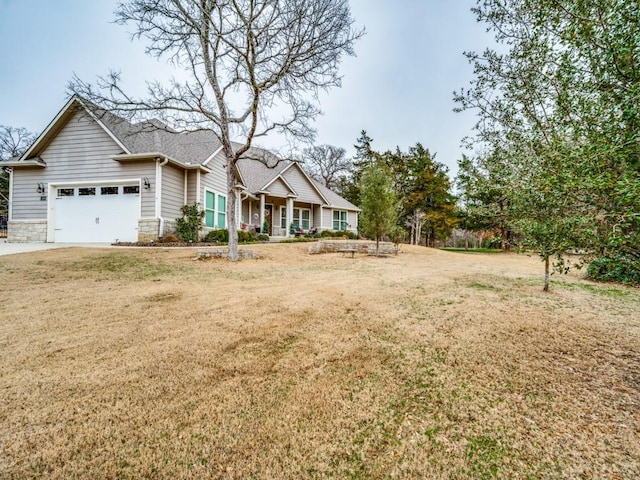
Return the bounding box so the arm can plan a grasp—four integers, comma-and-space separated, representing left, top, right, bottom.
239, 193, 324, 238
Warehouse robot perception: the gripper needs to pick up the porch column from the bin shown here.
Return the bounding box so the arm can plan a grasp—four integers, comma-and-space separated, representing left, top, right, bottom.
259, 194, 265, 233
286, 197, 294, 237
319, 205, 323, 230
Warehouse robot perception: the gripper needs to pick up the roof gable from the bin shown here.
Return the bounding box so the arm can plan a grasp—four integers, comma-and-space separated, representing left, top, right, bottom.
19, 96, 130, 161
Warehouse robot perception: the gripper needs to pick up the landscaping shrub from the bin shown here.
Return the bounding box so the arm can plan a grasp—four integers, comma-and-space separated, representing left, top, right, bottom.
587, 256, 640, 286
238, 230, 257, 243
280, 237, 318, 243
205, 229, 229, 243
257, 233, 269, 242
175, 203, 204, 242
204, 229, 257, 244
319, 229, 357, 240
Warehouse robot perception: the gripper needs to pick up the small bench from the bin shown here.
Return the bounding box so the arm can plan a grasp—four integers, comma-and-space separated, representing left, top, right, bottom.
339, 248, 356, 258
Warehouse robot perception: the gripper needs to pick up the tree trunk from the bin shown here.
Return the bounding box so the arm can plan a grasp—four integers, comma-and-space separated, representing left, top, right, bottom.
376, 235, 380, 256
543, 256, 550, 292
464, 230, 469, 251
226, 154, 239, 262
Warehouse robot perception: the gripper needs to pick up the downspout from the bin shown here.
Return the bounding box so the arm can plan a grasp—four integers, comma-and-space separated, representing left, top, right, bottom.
156, 157, 169, 238
196, 170, 201, 207
7, 167, 13, 222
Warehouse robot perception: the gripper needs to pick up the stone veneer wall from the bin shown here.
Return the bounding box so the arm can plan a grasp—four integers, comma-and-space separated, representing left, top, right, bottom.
7, 220, 48, 242
138, 218, 160, 242
308, 239, 399, 255
162, 219, 177, 238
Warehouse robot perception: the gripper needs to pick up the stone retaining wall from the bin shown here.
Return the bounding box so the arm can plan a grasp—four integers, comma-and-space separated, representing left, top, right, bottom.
308, 239, 398, 255
7, 220, 47, 242
197, 248, 258, 260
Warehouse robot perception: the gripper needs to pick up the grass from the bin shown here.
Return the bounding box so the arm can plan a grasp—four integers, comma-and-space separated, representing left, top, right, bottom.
1, 244, 639, 478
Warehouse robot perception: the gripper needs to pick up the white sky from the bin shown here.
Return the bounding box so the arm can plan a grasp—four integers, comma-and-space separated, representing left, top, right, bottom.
0, 0, 492, 177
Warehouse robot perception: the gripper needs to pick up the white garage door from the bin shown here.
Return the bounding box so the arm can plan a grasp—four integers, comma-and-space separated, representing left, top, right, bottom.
54, 184, 140, 243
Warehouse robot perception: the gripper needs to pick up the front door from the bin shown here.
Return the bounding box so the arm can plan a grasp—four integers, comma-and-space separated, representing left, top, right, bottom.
264, 204, 273, 235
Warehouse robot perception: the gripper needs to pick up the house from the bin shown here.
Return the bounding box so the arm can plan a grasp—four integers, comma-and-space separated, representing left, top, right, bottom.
0, 96, 359, 243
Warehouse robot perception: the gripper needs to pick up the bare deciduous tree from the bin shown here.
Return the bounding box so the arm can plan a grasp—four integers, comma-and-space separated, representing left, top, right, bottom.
1, 126, 37, 216
406, 209, 425, 246
301, 144, 351, 193
70, 0, 363, 260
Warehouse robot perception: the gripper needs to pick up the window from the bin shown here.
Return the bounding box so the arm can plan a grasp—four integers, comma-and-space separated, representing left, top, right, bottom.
293, 208, 310, 230
217, 195, 226, 229
205, 190, 227, 229
101, 186, 119, 195
57, 188, 74, 197
78, 187, 96, 196
280, 207, 287, 229
333, 210, 348, 231
123, 185, 139, 194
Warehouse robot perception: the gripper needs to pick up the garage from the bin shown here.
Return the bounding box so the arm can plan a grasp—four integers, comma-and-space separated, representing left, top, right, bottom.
53, 183, 140, 243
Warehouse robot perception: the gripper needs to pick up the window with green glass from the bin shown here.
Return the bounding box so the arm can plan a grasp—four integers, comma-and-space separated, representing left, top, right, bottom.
293, 208, 310, 229
205, 191, 216, 228
217, 194, 226, 229
205, 190, 226, 228
333, 210, 347, 230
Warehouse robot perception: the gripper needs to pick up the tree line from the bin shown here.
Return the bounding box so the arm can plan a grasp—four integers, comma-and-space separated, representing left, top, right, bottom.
301, 131, 459, 249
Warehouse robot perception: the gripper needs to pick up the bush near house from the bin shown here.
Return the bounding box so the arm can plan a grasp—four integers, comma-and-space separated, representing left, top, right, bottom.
320, 229, 358, 240
204, 229, 257, 244
175, 203, 205, 242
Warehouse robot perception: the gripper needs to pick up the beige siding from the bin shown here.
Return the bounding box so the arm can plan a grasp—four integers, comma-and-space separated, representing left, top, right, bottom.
11, 110, 156, 220
161, 164, 185, 220
322, 208, 332, 229
348, 211, 359, 232
282, 166, 325, 204
200, 150, 227, 202
186, 171, 197, 204
313, 205, 322, 228
267, 178, 292, 197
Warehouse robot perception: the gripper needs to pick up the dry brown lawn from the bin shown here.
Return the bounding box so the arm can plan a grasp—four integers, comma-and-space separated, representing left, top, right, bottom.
1, 244, 639, 479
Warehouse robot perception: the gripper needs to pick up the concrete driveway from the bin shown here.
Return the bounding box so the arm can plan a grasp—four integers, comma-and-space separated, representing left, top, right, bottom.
0, 240, 113, 257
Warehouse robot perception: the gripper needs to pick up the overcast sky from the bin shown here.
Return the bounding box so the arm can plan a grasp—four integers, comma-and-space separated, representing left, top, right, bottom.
0, 0, 491, 177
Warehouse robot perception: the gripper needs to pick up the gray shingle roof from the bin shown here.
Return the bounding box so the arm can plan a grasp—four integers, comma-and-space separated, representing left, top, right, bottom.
95, 108, 222, 165
312, 179, 360, 210
11, 96, 359, 210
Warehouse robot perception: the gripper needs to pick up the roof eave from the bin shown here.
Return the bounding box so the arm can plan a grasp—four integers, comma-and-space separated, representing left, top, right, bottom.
1, 157, 47, 168
112, 152, 211, 172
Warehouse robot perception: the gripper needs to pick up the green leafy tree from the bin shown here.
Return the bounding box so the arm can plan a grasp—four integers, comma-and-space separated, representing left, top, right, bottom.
455, 152, 514, 250
454, 0, 640, 289
359, 161, 398, 255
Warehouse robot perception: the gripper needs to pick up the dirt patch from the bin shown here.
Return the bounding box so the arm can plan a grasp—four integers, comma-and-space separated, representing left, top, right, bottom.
0, 244, 639, 478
